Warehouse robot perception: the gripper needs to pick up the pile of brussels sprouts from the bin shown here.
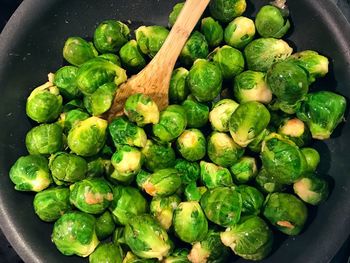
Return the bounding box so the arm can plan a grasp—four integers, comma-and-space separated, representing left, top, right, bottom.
9, 0, 347, 262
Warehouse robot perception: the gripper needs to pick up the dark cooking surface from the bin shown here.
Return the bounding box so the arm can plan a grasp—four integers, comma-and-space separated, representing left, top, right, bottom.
0, 0, 349, 262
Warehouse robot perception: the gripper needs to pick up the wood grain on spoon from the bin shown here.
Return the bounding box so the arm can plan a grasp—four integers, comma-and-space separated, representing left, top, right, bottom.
105, 0, 210, 122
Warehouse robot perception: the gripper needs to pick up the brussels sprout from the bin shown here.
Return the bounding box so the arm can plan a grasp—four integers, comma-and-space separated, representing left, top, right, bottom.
86, 157, 109, 178
174, 159, 200, 184
169, 2, 185, 28
95, 211, 115, 240
200, 187, 242, 227
244, 38, 293, 72
63, 37, 98, 66
207, 132, 244, 168
220, 216, 273, 260
98, 53, 122, 66
109, 186, 148, 225
296, 91, 347, 140
94, 20, 130, 53
248, 128, 270, 153
150, 194, 181, 230
176, 129, 206, 162
230, 156, 258, 184
109, 117, 147, 148
173, 201, 208, 243
26, 82, 63, 123
293, 174, 329, 205
135, 25, 169, 58
53, 66, 81, 100
69, 178, 113, 214
169, 68, 190, 104
124, 93, 159, 126
164, 249, 190, 263
209, 0, 247, 23
153, 105, 187, 142
89, 242, 123, 263
180, 31, 209, 66
83, 82, 116, 116
140, 168, 182, 197
68, 117, 107, 157
136, 169, 151, 189
209, 45, 245, 80
141, 140, 176, 172
255, 167, 285, 194
200, 161, 234, 189
184, 182, 207, 202
263, 192, 308, 235
236, 185, 264, 216
255, 5, 290, 38
200, 17, 224, 48
224, 16, 255, 49
233, 70, 272, 104
124, 215, 172, 260
229, 101, 270, 147
181, 98, 209, 128
52, 211, 99, 257
26, 123, 64, 155
33, 187, 71, 222
119, 40, 147, 72
187, 59, 223, 102
209, 99, 239, 132
59, 109, 90, 134
301, 147, 320, 173
76, 58, 127, 95
110, 145, 143, 184
278, 118, 311, 147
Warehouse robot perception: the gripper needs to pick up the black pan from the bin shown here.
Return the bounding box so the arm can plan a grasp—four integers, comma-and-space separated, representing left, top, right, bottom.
0, 0, 350, 262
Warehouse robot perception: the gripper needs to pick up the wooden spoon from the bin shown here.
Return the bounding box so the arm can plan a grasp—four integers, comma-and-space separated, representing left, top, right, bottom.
105, 0, 210, 122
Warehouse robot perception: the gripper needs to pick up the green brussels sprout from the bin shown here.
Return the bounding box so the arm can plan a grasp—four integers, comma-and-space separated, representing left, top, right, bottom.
301, 147, 320, 173
119, 40, 147, 72
293, 174, 329, 205
230, 156, 258, 184
236, 185, 264, 216
141, 140, 176, 172
244, 38, 293, 72
98, 53, 122, 66
169, 68, 190, 104
220, 216, 273, 260
200, 161, 234, 189
176, 129, 206, 162
164, 249, 190, 263
52, 211, 99, 257
207, 132, 244, 167
184, 182, 207, 202
229, 101, 270, 147
63, 37, 98, 66
296, 91, 347, 140
174, 159, 200, 184
153, 105, 187, 142
33, 187, 71, 222
278, 118, 311, 147
53, 66, 82, 100
173, 201, 208, 243
224, 16, 255, 49
76, 58, 127, 95
59, 109, 90, 134
200, 17, 224, 48
169, 2, 185, 28
140, 168, 182, 197
209, 45, 245, 80
26, 123, 64, 155
69, 178, 113, 214
95, 211, 115, 240
124, 93, 159, 126
110, 145, 143, 184
263, 192, 308, 235
83, 82, 116, 116
124, 215, 172, 260
89, 242, 123, 263
68, 117, 107, 157
248, 128, 270, 153
109, 186, 148, 225
255, 167, 285, 194
181, 98, 209, 128
180, 31, 209, 66
109, 117, 147, 148
233, 70, 272, 104
94, 20, 130, 53
26, 82, 63, 123
255, 5, 290, 38
150, 194, 181, 230
187, 59, 223, 102
86, 157, 110, 178
209, 0, 247, 23
200, 187, 242, 227
209, 99, 239, 132
9, 155, 51, 192
135, 25, 169, 58
136, 169, 152, 189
